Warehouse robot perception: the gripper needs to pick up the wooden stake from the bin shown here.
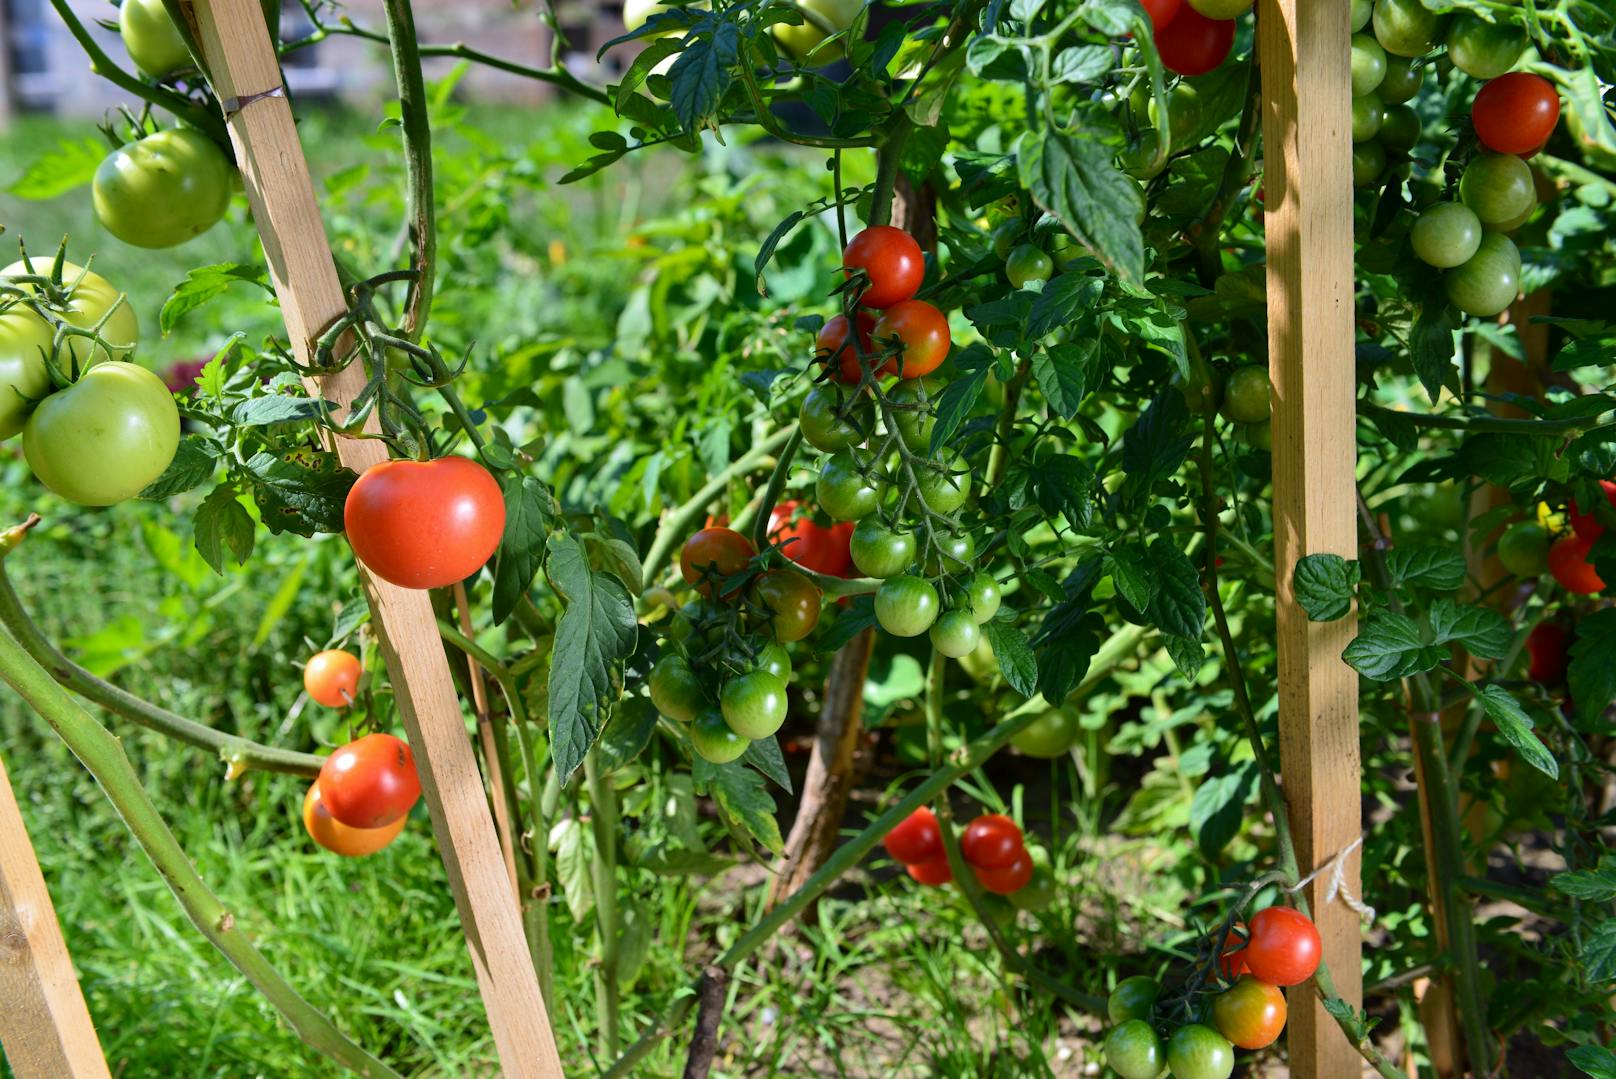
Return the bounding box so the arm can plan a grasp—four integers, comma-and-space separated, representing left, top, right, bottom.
0, 751, 111, 1079
1259, 2, 1364, 1076
182, 3, 561, 1074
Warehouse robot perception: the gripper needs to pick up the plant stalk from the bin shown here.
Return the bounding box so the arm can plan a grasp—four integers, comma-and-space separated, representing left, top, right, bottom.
380, 0, 438, 339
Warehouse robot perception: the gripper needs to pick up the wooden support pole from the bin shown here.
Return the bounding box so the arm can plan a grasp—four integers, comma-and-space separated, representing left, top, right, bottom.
1259, 2, 1364, 1077
181, 4, 562, 1074
0, 750, 111, 1079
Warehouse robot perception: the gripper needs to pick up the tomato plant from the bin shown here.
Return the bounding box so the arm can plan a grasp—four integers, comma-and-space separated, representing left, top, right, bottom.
317, 733, 422, 830
799, 384, 875, 452
848, 518, 916, 578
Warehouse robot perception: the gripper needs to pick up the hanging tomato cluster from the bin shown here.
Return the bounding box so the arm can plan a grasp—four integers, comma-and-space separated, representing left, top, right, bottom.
1103, 905, 1322, 1079
881, 806, 1042, 899
1494, 477, 1613, 600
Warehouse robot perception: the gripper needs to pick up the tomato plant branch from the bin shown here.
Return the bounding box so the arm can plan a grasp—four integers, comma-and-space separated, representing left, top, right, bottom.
1360, 401, 1616, 437
381, 0, 438, 339
1191, 58, 1263, 287
600, 624, 1150, 1077
0, 544, 322, 777
584, 748, 623, 1059
868, 117, 913, 228
0, 624, 402, 1078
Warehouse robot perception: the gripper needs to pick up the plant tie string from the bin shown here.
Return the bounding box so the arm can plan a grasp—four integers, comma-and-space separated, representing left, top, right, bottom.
1284, 834, 1375, 927
222, 85, 286, 119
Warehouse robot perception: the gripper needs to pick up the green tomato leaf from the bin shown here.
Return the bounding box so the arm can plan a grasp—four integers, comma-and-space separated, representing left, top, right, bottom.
1580, 920, 1616, 985
668, 22, 739, 133
493, 474, 555, 626
243, 451, 351, 536
1426, 599, 1511, 660
1032, 340, 1101, 419
1478, 684, 1558, 780
1106, 543, 1156, 612
159, 264, 271, 335
547, 534, 639, 785
549, 817, 595, 922
928, 355, 990, 455
1551, 856, 1616, 903
816, 596, 878, 654
1146, 538, 1206, 641
1016, 127, 1144, 286
231, 395, 328, 427
1121, 390, 1193, 495
1410, 302, 1460, 405
1027, 275, 1103, 341
1567, 1044, 1616, 1079
7, 137, 104, 199
597, 697, 660, 773
139, 435, 221, 501
985, 619, 1038, 698
1292, 553, 1360, 622
1385, 544, 1467, 591
1163, 633, 1205, 680
1570, 609, 1616, 725
193, 483, 255, 574
694, 757, 783, 855
1341, 610, 1445, 681
743, 735, 792, 793
1034, 454, 1095, 530
1189, 759, 1258, 857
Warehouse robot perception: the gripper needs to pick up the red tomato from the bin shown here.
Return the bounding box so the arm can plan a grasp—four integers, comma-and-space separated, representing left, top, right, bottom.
1143, 0, 1183, 33
1211, 976, 1287, 1050
873, 300, 951, 379
1526, 622, 1570, 686
1472, 72, 1560, 156
1219, 926, 1250, 979
317, 733, 422, 830
1155, 7, 1235, 76
843, 226, 925, 309
960, 813, 1025, 869
1569, 480, 1616, 540
883, 805, 943, 864
973, 849, 1034, 895
303, 650, 361, 709
907, 855, 953, 885
768, 500, 854, 576
816, 312, 878, 383
1240, 906, 1321, 987
345, 456, 505, 590
302, 781, 406, 857
680, 527, 758, 597
1549, 533, 1606, 595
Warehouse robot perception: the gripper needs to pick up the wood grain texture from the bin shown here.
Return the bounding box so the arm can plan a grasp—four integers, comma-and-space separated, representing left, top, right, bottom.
183, 3, 561, 1074
1258, 2, 1364, 1076
0, 752, 111, 1079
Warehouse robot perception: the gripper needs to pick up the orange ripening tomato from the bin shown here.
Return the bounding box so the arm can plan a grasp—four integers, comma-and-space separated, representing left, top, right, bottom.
1549, 533, 1606, 595
873, 300, 951, 379
906, 855, 953, 885
842, 226, 925, 308
302, 781, 406, 857
303, 650, 361, 708
344, 456, 506, 590
317, 733, 422, 829
1211, 976, 1287, 1050
679, 527, 758, 597
816, 312, 879, 383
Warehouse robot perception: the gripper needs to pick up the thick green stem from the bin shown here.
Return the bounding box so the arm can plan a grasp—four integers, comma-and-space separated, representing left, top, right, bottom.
1361, 401, 1616, 437
60, 0, 227, 141
381, 0, 438, 338
868, 118, 912, 228
584, 749, 622, 1059
0, 626, 400, 1077
600, 625, 1150, 1077
0, 552, 322, 777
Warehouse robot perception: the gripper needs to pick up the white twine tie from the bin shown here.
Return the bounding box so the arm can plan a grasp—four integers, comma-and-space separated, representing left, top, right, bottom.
1284, 834, 1375, 927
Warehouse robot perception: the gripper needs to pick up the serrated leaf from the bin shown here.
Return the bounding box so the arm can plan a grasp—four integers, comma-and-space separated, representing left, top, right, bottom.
8, 138, 104, 199
702, 759, 783, 854
1567, 1044, 1616, 1079
1342, 610, 1445, 681
1551, 856, 1616, 903
1477, 685, 1557, 778
139, 436, 220, 500
1427, 599, 1510, 660
493, 474, 553, 626
598, 697, 659, 773
984, 620, 1037, 697
1026, 275, 1101, 340
1292, 553, 1360, 622
1034, 455, 1094, 529
242, 451, 350, 536
1050, 43, 1113, 82
927, 360, 989, 455
1386, 544, 1466, 591
1036, 607, 1102, 704
743, 735, 792, 793
1189, 760, 1258, 857
668, 22, 738, 132
1569, 609, 1616, 724
159, 264, 269, 334
193, 484, 255, 574
549, 817, 595, 921
816, 597, 877, 654
231, 395, 327, 427
1017, 128, 1144, 284
1122, 391, 1193, 492
1146, 538, 1205, 640
1163, 633, 1204, 680
1581, 920, 1616, 984
1106, 543, 1156, 612
547, 534, 639, 785
754, 209, 805, 295
1032, 340, 1099, 418
1411, 302, 1459, 404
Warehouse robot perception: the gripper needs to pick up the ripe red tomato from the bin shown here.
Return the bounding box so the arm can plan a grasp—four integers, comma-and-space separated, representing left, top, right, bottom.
345, 456, 505, 590
1569, 479, 1616, 540
960, 813, 1025, 869
1526, 622, 1570, 686
680, 527, 758, 597
816, 311, 879, 383
304, 650, 361, 708
1143, 0, 1182, 33
768, 500, 853, 576
884, 805, 943, 864
907, 856, 953, 885
317, 733, 422, 830
1210, 976, 1287, 1049
842, 226, 924, 309
1239, 906, 1321, 987
302, 781, 406, 857
1549, 533, 1606, 595
973, 849, 1034, 895
1472, 72, 1560, 156
1155, 7, 1234, 76
872, 300, 951, 379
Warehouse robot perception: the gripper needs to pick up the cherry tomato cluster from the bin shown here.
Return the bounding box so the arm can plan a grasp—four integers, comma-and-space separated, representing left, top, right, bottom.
302, 729, 423, 857
1358, 4, 1559, 319
799, 226, 1002, 655
1495, 478, 1613, 599
1104, 905, 1322, 1079
882, 807, 1042, 898
0, 255, 180, 507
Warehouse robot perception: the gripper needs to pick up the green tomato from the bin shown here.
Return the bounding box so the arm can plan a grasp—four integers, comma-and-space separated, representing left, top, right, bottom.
2, 259, 139, 370
1103, 1019, 1165, 1079
1006, 863, 1056, 911
1376, 56, 1424, 103
1378, 103, 1421, 153
1187, 0, 1251, 16
1447, 13, 1525, 80
915, 450, 973, 513
874, 575, 939, 637
800, 384, 874, 452
1351, 93, 1385, 142
22, 362, 179, 506
965, 572, 1001, 623
922, 531, 975, 576
649, 655, 704, 722
1220, 365, 1271, 424
1011, 708, 1080, 758
990, 219, 1024, 260
93, 130, 233, 249
886, 378, 941, 452
1373, 0, 1445, 58
755, 640, 793, 682
119, 0, 192, 78
1149, 83, 1202, 147
1460, 152, 1535, 226
1350, 0, 1373, 31
1166, 1024, 1235, 1079
1497, 521, 1550, 577
691, 706, 749, 763
1005, 244, 1053, 288
1445, 232, 1520, 317
929, 609, 981, 658
720, 670, 788, 740
957, 634, 999, 683
771, 0, 862, 63
1487, 190, 1538, 233
1241, 419, 1273, 452
0, 310, 56, 441
816, 452, 882, 520
849, 518, 916, 578
1120, 128, 1165, 180
1174, 355, 1225, 417
1352, 140, 1388, 187
1411, 202, 1482, 268
1107, 976, 1162, 1023
1350, 34, 1388, 97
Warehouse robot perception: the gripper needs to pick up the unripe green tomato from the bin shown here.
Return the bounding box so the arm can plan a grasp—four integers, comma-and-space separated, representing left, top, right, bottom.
990, 219, 1024, 260
1350, 0, 1373, 32
886, 378, 941, 452
1005, 244, 1054, 289
1149, 83, 1202, 148
0, 311, 54, 441
1241, 419, 1273, 452
691, 707, 749, 763
119, 0, 191, 78
1411, 202, 1482, 268
770, 0, 862, 64
1119, 128, 1166, 181
720, 670, 789, 739
1, 259, 139, 372
1444, 231, 1520, 317
1010, 708, 1080, 758
800, 384, 875, 452
965, 572, 1002, 623
1446, 13, 1525, 80
1497, 521, 1550, 577
923, 531, 975, 576
874, 575, 939, 637
1220, 365, 1271, 424
915, 450, 973, 513
1350, 34, 1387, 97
849, 518, 917, 578
1006, 863, 1056, 911
1166, 1024, 1235, 1079
1104, 1019, 1165, 1079
957, 634, 1000, 683
756, 640, 793, 682
1351, 93, 1385, 142
1373, 0, 1446, 58
1378, 103, 1421, 153
1376, 56, 1424, 103
929, 609, 981, 657
1460, 152, 1535, 226
1352, 140, 1388, 187
93, 129, 233, 249
22, 362, 179, 506
816, 452, 882, 520
1487, 191, 1538, 234
1107, 975, 1162, 1023
649, 655, 703, 722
